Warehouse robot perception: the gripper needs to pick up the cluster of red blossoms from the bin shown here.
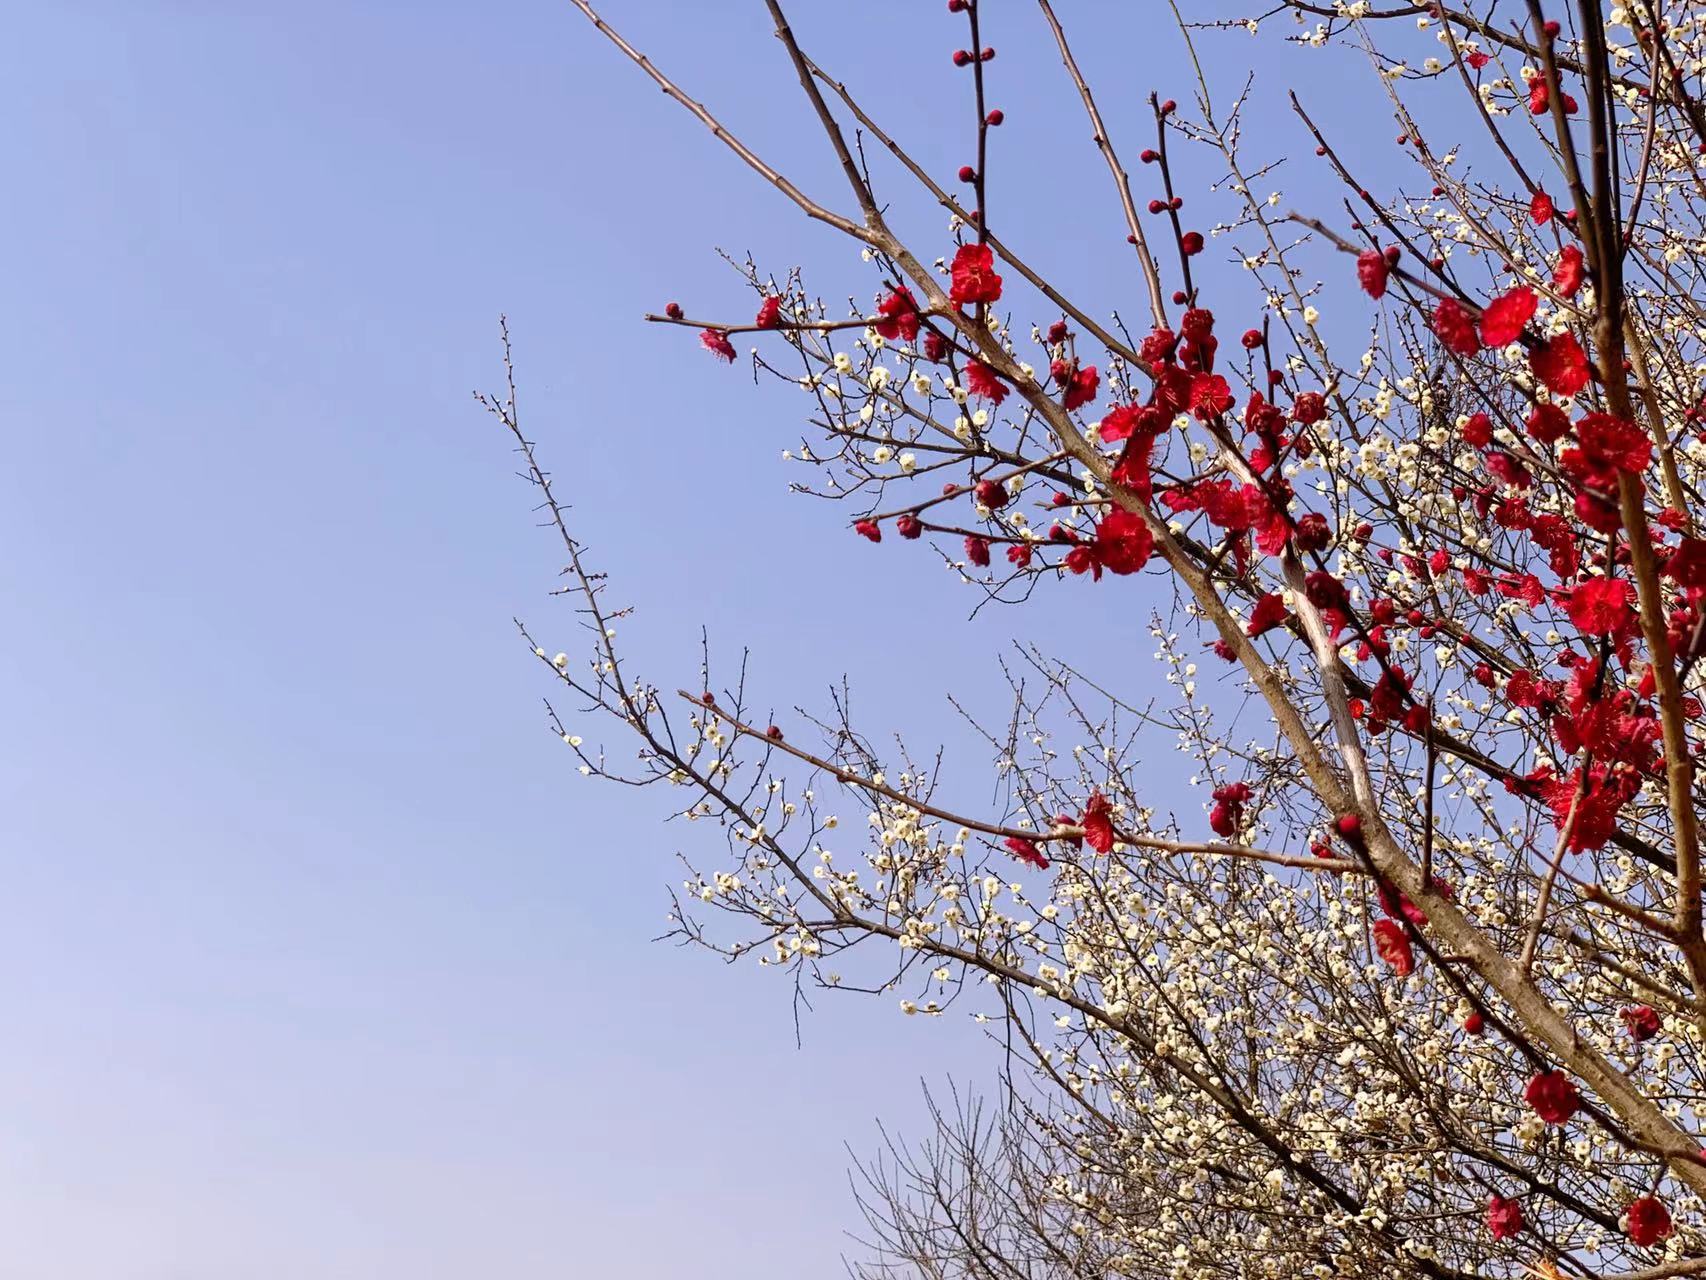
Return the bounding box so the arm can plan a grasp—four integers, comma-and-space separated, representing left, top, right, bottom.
697, 232, 1706, 932
1503, 1065, 1675, 1245
1482, 1155, 1672, 1248
682, 40, 1686, 1109
1351, 245, 1706, 865
1351, 872, 1452, 979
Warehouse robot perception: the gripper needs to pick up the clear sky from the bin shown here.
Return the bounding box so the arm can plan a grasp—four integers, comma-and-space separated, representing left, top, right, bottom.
0, 3, 1405, 1276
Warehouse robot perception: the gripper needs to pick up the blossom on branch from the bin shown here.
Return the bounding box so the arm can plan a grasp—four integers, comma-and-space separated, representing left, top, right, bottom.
949, 243, 1002, 305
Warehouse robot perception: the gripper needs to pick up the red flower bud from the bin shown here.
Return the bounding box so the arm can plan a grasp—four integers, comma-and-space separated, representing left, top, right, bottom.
957, 165, 976, 182
952, 49, 972, 66
665, 301, 684, 320
1181, 230, 1205, 255
985, 109, 1004, 125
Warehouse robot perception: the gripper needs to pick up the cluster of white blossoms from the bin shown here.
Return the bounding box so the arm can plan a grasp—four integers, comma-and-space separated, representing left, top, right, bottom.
622, 585, 1704, 1274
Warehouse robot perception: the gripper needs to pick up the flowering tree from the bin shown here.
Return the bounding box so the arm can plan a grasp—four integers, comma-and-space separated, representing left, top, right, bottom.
491, 1, 1706, 1275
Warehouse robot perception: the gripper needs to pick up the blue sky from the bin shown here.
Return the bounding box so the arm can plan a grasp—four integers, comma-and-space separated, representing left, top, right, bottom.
0, 3, 1410, 1275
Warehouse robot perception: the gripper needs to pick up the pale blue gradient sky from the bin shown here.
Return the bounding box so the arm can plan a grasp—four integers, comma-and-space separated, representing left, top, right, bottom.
0, 4, 1404, 1276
